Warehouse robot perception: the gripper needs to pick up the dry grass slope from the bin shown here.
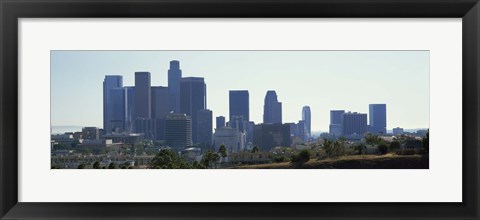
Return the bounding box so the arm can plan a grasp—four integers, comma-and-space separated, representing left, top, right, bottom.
235, 154, 429, 169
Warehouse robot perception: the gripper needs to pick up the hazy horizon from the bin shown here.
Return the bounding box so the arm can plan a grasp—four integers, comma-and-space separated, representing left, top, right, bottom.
51, 50, 430, 131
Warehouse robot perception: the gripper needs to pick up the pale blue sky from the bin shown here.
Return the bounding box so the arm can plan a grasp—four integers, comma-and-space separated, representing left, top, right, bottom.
51, 50, 429, 132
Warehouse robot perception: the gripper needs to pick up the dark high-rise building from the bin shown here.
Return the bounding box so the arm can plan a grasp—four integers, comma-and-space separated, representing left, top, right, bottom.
298, 120, 307, 142
180, 77, 206, 143
109, 87, 127, 133
263, 90, 282, 124
253, 123, 291, 151
329, 110, 345, 136
196, 109, 213, 146
168, 60, 182, 113
302, 106, 311, 138
165, 113, 192, 149
216, 116, 226, 129
125, 86, 136, 133
246, 121, 255, 144
151, 86, 170, 140
103, 75, 123, 133
229, 90, 249, 122
369, 104, 387, 135
229, 115, 246, 133
341, 112, 368, 136
134, 72, 151, 119
82, 127, 100, 140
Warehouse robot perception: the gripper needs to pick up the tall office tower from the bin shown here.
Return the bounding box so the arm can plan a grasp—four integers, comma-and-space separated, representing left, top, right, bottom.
329, 110, 345, 136
302, 106, 311, 138
216, 116, 226, 129
229, 90, 249, 122
125, 86, 136, 133
109, 87, 127, 133
341, 112, 368, 136
196, 109, 213, 146
263, 90, 282, 124
369, 104, 387, 135
298, 120, 307, 142
253, 123, 291, 151
103, 75, 123, 133
168, 60, 182, 113
180, 77, 206, 143
134, 72, 151, 119
151, 86, 170, 140
246, 121, 255, 144
165, 113, 192, 149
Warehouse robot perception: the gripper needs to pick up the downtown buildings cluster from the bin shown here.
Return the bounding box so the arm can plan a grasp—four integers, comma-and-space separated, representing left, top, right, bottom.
101, 60, 312, 153
59, 60, 404, 157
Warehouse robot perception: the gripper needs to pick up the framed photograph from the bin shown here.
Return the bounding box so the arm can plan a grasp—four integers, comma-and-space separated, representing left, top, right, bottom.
1, 0, 479, 219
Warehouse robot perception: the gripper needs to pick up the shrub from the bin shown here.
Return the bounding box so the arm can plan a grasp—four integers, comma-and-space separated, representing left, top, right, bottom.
377, 144, 388, 155
292, 150, 311, 163
389, 141, 401, 151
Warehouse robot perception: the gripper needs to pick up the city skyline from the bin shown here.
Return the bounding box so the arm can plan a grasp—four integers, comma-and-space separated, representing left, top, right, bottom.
51, 50, 429, 131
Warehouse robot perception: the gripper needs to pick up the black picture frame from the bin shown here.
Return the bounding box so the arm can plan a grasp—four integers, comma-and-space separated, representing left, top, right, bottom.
1, 0, 479, 219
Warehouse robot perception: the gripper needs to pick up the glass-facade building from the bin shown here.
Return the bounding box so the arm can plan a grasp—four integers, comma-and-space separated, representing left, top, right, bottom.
103, 75, 123, 134
168, 60, 182, 113
263, 90, 282, 124
180, 77, 206, 144
165, 113, 192, 149
196, 109, 213, 146
369, 104, 387, 135
302, 106, 311, 138
151, 86, 170, 140
229, 90, 249, 122
341, 112, 368, 136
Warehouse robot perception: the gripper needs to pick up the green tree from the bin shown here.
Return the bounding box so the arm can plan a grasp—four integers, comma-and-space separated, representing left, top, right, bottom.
389, 141, 401, 151
353, 144, 366, 155
150, 149, 192, 169
93, 161, 100, 169
292, 150, 311, 163
201, 151, 220, 168
219, 145, 227, 159
251, 146, 260, 153
323, 139, 347, 158
365, 134, 383, 145
377, 143, 388, 155
108, 162, 116, 169
77, 163, 85, 169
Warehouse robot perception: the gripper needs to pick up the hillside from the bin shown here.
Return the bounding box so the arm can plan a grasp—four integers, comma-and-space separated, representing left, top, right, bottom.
235, 154, 428, 169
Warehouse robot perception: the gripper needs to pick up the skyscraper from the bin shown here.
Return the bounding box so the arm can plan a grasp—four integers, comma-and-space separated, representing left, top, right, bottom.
165, 113, 192, 149
369, 104, 387, 135
341, 112, 368, 136
151, 86, 170, 140
229, 90, 249, 122
196, 109, 213, 146
134, 72, 151, 119
103, 75, 123, 133
298, 120, 307, 142
302, 106, 311, 138
109, 87, 127, 133
216, 116, 226, 129
168, 60, 182, 113
125, 86, 135, 133
180, 77, 206, 143
329, 110, 345, 136
263, 90, 282, 124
